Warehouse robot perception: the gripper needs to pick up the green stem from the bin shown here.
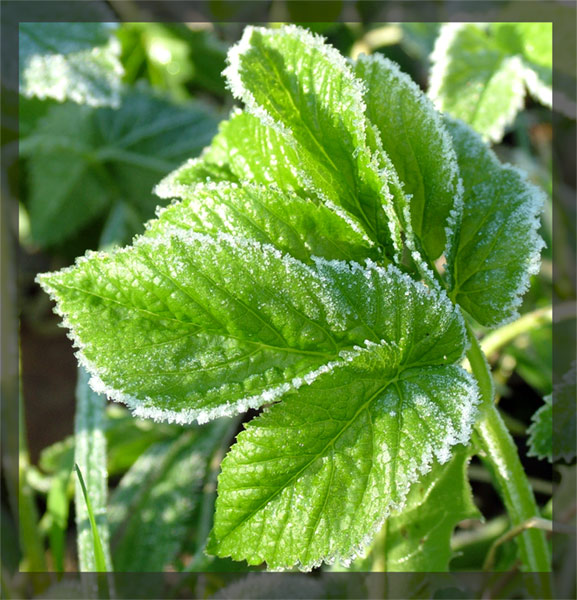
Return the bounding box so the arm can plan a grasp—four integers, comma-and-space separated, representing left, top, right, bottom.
74, 366, 113, 573
481, 305, 551, 357
467, 325, 552, 591
481, 301, 575, 358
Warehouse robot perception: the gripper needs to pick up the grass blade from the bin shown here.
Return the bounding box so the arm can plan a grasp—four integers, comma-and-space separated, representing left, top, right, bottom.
74, 464, 107, 573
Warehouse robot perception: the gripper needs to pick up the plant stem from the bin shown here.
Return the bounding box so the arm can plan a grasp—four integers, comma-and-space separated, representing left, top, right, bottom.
481, 305, 552, 358
481, 301, 575, 358
74, 367, 113, 573
467, 325, 552, 593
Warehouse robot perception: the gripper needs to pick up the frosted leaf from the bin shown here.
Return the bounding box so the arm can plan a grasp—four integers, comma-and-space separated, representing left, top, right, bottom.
208, 305, 479, 569
223, 25, 402, 261
19, 23, 123, 108
444, 117, 545, 328
354, 53, 461, 261
37, 234, 470, 429
147, 182, 379, 264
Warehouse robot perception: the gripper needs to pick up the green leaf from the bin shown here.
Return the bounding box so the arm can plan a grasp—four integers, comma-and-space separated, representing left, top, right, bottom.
19, 23, 123, 108
157, 109, 303, 194
492, 23, 552, 109
429, 24, 526, 143
22, 89, 218, 247
527, 395, 552, 463
75, 464, 108, 573
207, 268, 478, 569
109, 420, 229, 571
37, 230, 471, 427
45, 442, 74, 572
224, 25, 402, 260
530, 362, 577, 463
381, 446, 479, 571
150, 182, 379, 264
354, 53, 461, 260
444, 118, 545, 328
35, 233, 348, 424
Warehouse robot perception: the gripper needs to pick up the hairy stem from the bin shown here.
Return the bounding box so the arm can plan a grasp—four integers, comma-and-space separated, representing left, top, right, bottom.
467, 325, 551, 592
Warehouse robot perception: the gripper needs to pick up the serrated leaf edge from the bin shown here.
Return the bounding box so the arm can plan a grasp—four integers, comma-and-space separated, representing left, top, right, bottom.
210, 341, 480, 571
444, 117, 546, 328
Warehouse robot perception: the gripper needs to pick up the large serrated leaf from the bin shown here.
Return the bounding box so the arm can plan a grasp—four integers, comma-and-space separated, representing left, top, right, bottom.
37, 231, 468, 426
354, 53, 461, 261
36, 233, 361, 425
379, 446, 479, 571
429, 24, 526, 143
224, 25, 402, 260
149, 182, 379, 264
19, 23, 123, 108
21, 89, 217, 247
444, 118, 545, 328
207, 268, 478, 569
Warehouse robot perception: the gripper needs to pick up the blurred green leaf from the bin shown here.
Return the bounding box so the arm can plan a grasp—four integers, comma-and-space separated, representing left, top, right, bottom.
506, 322, 552, 397
74, 367, 112, 573
211, 574, 325, 599
377, 447, 480, 571
429, 23, 553, 142
109, 419, 230, 572
75, 464, 108, 573
551, 363, 576, 463
21, 88, 218, 247
400, 23, 440, 61
45, 440, 74, 571
118, 23, 228, 99
19, 23, 123, 108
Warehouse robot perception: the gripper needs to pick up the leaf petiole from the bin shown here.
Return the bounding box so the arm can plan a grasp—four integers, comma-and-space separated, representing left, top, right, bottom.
467, 324, 552, 594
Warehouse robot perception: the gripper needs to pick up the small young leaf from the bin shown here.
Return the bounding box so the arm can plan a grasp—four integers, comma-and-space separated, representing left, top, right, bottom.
208, 268, 479, 569
530, 362, 576, 463
19, 23, 123, 108
429, 24, 526, 143
527, 395, 552, 463
380, 446, 479, 571
224, 25, 402, 259
354, 53, 461, 260
149, 182, 379, 264
444, 118, 545, 328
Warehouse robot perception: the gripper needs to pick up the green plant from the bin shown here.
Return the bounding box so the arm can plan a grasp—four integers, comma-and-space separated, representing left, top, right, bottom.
34, 23, 555, 580
428, 22, 554, 142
